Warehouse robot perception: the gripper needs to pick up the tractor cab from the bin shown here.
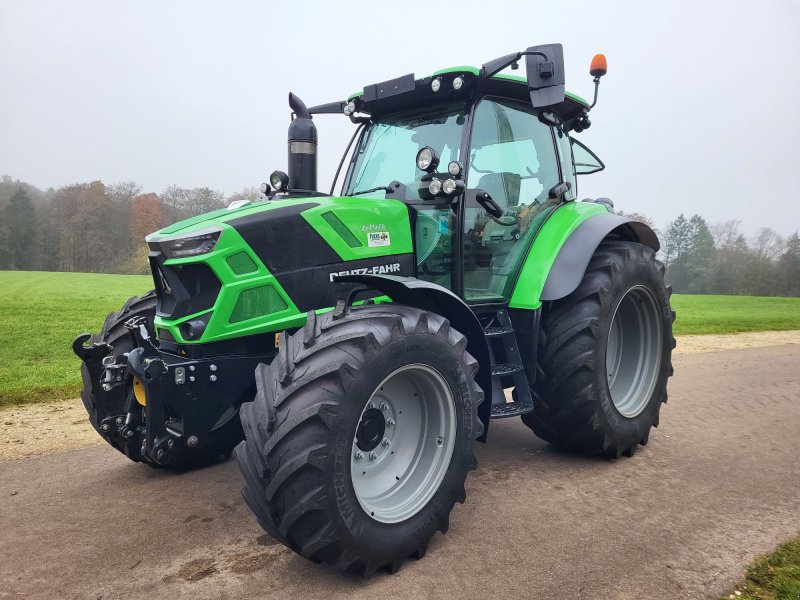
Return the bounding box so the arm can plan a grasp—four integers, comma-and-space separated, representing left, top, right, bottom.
306, 45, 602, 305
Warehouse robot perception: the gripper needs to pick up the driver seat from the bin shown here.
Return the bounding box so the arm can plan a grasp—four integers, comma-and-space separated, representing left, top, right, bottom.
476, 172, 521, 210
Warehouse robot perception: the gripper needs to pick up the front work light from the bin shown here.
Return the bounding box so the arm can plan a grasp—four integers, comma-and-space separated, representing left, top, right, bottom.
260, 182, 271, 195
416, 146, 440, 173
431, 77, 442, 92
343, 100, 356, 116
157, 229, 222, 259
270, 170, 289, 191
428, 179, 442, 195
447, 161, 462, 177
452, 76, 464, 90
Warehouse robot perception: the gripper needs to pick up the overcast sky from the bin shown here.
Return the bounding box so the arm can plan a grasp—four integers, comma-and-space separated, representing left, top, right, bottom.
1, 0, 799, 234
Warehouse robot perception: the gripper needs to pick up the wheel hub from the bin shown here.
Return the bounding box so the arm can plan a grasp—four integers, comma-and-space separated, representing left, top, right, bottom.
355, 408, 386, 452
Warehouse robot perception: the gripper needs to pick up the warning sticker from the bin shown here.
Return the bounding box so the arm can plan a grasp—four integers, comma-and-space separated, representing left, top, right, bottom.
367, 232, 391, 247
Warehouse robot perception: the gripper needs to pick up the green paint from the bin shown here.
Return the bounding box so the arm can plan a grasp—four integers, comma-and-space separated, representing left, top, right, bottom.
151, 195, 413, 344
509, 201, 607, 310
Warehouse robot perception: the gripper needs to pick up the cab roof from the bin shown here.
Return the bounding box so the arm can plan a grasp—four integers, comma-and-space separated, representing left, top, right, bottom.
346, 66, 590, 130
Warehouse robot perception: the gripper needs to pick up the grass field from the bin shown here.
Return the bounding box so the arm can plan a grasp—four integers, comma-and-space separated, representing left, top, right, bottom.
721, 535, 800, 600
1, 270, 800, 407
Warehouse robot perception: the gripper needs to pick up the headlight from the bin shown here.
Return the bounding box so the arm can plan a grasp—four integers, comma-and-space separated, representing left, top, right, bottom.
270, 170, 289, 191
159, 231, 221, 259
416, 146, 440, 173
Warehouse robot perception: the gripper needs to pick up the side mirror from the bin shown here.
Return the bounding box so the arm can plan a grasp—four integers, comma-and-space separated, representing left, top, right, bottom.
526, 43, 565, 108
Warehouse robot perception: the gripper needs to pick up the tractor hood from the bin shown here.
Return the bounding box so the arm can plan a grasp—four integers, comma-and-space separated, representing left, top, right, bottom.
146, 196, 415, 345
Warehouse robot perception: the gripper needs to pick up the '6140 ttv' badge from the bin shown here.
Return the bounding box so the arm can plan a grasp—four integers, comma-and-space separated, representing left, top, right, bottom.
367, 231, 391, 247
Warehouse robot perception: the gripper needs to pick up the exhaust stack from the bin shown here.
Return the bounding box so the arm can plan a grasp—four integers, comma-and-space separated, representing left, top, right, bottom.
287, 93, 317, 192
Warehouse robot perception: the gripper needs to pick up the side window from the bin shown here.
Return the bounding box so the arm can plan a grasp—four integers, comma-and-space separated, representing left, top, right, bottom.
463, 98, 560, 302
571, 137, 605, 175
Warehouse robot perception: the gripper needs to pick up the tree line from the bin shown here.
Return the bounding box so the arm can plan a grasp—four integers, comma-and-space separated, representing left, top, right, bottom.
1, 176, 798, 296
625, 212, 799, 297
0, 176, 260, 274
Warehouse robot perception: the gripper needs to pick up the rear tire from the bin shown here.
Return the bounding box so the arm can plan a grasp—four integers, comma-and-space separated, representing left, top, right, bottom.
522, 241, 675, 458
80, 291, 243, 470
236, 304, 483, 576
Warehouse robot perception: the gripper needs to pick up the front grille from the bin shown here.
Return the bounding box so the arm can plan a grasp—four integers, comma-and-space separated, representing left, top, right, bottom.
230, 285, 287, 323
150, 253, 221, 319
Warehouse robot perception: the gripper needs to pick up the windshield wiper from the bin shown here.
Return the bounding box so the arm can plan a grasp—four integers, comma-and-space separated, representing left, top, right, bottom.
351, 185, 394, 196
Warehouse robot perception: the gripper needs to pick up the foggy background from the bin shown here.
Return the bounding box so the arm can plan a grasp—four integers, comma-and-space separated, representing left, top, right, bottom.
1, 0, 799, 234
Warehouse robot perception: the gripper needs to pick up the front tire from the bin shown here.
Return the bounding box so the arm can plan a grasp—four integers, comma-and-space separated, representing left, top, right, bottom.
236, 304, 484, 576
522, 241, 675, 458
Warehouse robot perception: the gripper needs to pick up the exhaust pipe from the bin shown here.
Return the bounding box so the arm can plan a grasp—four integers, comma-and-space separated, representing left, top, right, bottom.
287, 93, 317, 192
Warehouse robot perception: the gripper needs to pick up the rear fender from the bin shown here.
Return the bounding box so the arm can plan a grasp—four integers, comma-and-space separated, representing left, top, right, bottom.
509, 202, 659, 308
336, 274, 492, 441
541, 214, 659, 301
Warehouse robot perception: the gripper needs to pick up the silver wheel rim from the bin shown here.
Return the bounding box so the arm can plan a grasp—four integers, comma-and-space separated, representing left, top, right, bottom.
351, 364, 456, 524
606, 285, 663, 418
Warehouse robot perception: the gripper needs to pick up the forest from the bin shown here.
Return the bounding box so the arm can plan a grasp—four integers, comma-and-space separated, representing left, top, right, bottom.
1, 175, 798, 296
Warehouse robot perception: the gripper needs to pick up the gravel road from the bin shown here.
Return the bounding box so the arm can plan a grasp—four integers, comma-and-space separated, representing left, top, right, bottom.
1, 343, 799, 600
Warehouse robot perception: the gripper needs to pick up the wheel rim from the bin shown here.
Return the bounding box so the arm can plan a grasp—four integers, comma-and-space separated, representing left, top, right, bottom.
606, 285, 663, 418
351, 364, 456, 524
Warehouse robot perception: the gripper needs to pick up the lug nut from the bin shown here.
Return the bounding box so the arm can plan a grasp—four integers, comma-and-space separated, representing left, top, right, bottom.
125, 429, 134, 439
386, 417, 395, 427
101, 423, 110, 432
354, 450, 364, 460
381, 437, 390, 447
366, 401, 375, 409
116, 417, 124, 425
189, 365, 196, 372
167, 439, 174, 449
187, 435, 199, 448
189, 376, 195, 382
369, 451, 378, 461
209, 364, 217, 372
210, 374, 217, 382
156, 449, 165, 460
380, 402, 389, 411
436, 436, 444, 446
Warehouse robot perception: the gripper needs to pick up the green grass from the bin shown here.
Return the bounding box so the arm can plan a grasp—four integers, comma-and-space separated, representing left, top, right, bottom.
0, 271, 151, 407
671, 295, 800, 335
1, 271, 799, 406
721, 535, 800, 600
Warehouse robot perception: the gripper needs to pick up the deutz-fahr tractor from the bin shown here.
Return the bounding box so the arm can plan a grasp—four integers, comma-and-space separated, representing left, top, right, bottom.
74, 44, 674, 576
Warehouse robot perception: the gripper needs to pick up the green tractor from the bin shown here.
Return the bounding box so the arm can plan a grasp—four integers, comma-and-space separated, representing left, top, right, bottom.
74, 44, 674, 575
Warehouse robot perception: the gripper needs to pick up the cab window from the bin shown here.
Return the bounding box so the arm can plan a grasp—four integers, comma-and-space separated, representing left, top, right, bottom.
463, 98, 559, 302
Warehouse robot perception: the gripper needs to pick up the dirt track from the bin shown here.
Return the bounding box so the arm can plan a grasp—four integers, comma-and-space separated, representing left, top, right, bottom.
1, 341, 799, 599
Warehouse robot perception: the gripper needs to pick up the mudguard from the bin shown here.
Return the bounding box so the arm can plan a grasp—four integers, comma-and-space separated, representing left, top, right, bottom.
509, 202, 660, 309
336, 274, 493, 441
541, 213, 660, 301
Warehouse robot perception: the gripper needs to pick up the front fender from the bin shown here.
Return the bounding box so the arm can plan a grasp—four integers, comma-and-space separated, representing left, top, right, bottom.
336, 274, 492, 441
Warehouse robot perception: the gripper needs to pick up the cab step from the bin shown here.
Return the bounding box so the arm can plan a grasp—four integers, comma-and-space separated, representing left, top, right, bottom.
490, 397, 535, 418
481, 308, 534, 420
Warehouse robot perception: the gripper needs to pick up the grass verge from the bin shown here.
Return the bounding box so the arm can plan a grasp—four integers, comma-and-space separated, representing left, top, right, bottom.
672, 295, 800, 336
722, 536, 800, 600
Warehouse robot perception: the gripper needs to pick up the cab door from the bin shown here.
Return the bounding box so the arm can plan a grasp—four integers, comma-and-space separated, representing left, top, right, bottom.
461, 97, 562, 303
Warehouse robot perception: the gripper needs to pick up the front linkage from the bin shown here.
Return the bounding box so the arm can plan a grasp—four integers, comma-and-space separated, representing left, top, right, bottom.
73, 317, 266, 467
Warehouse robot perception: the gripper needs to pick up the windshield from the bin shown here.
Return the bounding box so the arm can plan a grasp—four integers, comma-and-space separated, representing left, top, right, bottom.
342, 104, 466, 199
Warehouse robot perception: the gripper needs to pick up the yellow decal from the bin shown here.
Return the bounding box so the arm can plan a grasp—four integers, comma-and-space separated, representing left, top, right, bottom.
275, 332, 281, 348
